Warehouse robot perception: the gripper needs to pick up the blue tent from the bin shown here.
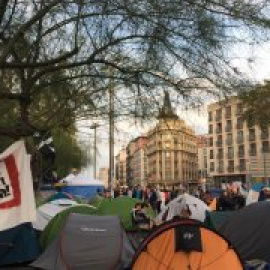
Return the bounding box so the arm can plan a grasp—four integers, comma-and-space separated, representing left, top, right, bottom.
0, 223, 40, 266
60, 173, 104, 199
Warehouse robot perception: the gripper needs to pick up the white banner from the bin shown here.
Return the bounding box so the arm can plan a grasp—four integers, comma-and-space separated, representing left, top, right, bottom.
0, 141, 36, 231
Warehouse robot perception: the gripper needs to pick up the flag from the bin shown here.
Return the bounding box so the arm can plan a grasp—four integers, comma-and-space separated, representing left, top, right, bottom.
0, 141, 36, 231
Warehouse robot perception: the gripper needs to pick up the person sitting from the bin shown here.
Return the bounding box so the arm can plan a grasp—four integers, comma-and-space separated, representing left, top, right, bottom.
131, 202, 153, 230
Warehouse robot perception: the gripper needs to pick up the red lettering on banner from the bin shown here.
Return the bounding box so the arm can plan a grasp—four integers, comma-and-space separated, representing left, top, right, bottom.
0, 155, 21, 209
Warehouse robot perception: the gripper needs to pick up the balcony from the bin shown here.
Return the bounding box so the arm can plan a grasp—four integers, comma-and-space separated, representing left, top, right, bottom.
216, 140, 223, 147
228, 166, 234, 173
225, 112, 232, 119
249, 150, 257, 156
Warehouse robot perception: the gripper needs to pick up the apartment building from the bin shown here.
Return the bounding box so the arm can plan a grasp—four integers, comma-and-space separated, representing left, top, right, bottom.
197, 135, 209, 183
98, 167, 109, 188
115, 148, 127, 186
208, 97, 270, 186
129, 136, 148, 187
146, 91, 198, 188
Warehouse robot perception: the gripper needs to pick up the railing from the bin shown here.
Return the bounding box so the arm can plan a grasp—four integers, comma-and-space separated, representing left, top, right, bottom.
228, 167, 234, 173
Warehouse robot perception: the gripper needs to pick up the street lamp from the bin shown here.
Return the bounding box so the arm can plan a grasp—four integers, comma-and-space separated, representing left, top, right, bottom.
90, 123, 100, 179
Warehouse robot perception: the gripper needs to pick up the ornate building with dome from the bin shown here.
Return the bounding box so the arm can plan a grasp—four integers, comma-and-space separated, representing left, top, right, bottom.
146, 91, 198, 188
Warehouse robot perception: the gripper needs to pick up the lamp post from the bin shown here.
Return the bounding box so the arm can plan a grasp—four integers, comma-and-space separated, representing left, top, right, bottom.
90, 123, 100, 179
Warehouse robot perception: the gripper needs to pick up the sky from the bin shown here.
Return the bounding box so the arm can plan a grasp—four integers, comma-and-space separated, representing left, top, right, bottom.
78, 41, 270, 176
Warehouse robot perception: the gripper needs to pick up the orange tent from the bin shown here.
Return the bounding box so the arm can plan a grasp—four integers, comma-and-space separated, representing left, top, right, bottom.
132, 219, 243, 270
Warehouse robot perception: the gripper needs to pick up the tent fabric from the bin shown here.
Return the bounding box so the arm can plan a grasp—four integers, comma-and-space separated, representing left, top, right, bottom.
131, 219, 243, 270
204, 211, 236, 230
45, 192, 74, 203
33, 199, 77, 231
59, 173, 104, 198
60, 185, 103, 199
40, 205, 97, 249
220, 201, 270, 263
32, 214, 135, 270
0, 223, 40, 266
157, 193, 209, 223
97, 197, 155, 231
64, 173, 104, 186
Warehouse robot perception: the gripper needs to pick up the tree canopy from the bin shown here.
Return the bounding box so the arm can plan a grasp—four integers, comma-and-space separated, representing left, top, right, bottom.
0, 0, 270, 138
241, 80, 270, 127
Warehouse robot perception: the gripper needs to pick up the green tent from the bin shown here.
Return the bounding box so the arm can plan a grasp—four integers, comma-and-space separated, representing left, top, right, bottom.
96, 197, 156, 231
204, 211, 236, 230
40, 205, 97, 248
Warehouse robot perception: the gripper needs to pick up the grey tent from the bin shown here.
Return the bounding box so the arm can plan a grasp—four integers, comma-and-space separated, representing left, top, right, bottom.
220, 201, 270, 262
32, 214, 135, 270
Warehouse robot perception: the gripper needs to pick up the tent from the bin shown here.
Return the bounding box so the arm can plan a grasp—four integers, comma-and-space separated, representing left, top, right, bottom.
0, 223, 40, 266
220, 201, 270, 262
157, 193, 209, 223
32, 214, 135, 270
97, 197, 155, 231
33, 199, 77, 231
60, 173, 104, 199
131, 218, 243, 269
45, 192, 74, 203
204, 211, 236, 231
40, 205, 97, 248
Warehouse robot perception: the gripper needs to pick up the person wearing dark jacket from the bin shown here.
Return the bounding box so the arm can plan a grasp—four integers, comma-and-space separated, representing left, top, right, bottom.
217, 190, 236, 211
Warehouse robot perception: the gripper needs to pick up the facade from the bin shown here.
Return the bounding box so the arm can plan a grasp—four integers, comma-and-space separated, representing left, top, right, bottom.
115, 148, 127, 186
208, 97, 270, 186
197, 135, 209, 184
126, 140, 136, 186
130, 136, 148, 187
98, 167, 109, 188
146, 91, 198, 188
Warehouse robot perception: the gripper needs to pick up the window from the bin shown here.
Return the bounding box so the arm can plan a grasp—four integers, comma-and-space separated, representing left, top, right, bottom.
236, 103, 243, 115
216, 109, 222, 121
228, 147, 234, 159
209, 137, 213, 147
228, 160, 234, 172
210, 162, 215, 172
239, 159, 246, 171
216, 123, 222, 133
237, 130, 244, 143
209, 111, 213, 121
218, 161, 224, 172
262, 141, 269, 153
249, 129, 256, 141
226, 120, 232, 132
237, 117, 244, 129
261, 127, 269, 140
210, 149, 214, 159
238, 145, 245, 158
209, 124, 213, 134
226, 133, 233, 145
249, 143, 257, 156
225, 106, 231, 118
217, 149, 223, 159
